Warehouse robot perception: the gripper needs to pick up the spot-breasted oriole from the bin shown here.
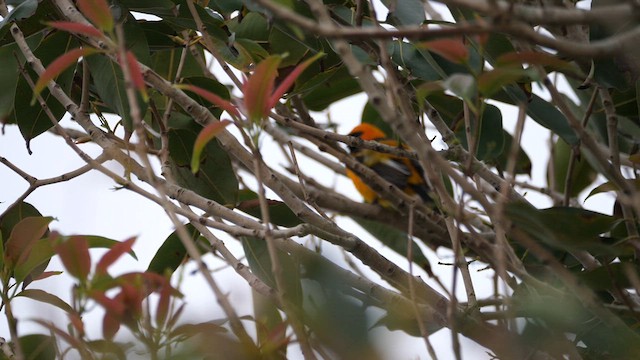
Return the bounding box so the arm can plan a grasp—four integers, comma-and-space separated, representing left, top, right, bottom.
346, 123, 433, 207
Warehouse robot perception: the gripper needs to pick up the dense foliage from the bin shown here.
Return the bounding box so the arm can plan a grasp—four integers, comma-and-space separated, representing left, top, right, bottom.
2, 0, 640, 359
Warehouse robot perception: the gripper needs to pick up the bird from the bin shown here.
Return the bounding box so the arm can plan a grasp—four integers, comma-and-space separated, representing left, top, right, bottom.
345, 123, 433, 207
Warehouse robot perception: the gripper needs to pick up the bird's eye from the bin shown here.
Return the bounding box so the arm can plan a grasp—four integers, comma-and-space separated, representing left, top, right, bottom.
349, 131, 364, 138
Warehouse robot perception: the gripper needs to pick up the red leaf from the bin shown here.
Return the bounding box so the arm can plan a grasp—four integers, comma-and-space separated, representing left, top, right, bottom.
33, 48, 97, 103
47, 21, 103, 38
90, 290, 125, 316
55, 236, 91, 280
155, 281, 172, 326
77, 0, 113, 32
5, 216, 53, 269
421, 38, 468, 64
177, 84, 239, 117
68, 312, 85, 337
124, 51, 148, 102
120, 284, 143, 320
496, 50, 572, 70
242, 56, 281, 122
269, 53, 323, 109
96, 237, 136, 275
103, 313, 121, 339
191, 120, 232, 173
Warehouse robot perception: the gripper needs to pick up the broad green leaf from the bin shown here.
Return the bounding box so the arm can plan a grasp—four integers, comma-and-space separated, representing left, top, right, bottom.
353, 217, 431, 271
300, 66, 361, 111
86, 54, 147, 131
14, 237, 55, 284
252, 289, 287, 359
578, 262, 640, 291
380, 0, 425, 26
0, 34, 43, 121
17, 334, 57, 360
361, 102, 393, 138
241, 236, 302, 306
232, 12, 269, 42
159, 0, 227, 40
15, 32, 80, 148
498, 89, 579, 145
5, 216, 53, 270
0, 0, 39, 31
17, 289, 74, 313
587, 179, 640, 200
191, 120, 232, 173
390, 41, 443, 81
236, 189, 302, 227
119, 0, 176, 14
168, 125, 239, 205
147, 224, 203, 275
549, 138, 597, 198
269, 26, 309, 67
506, 203, 618, 253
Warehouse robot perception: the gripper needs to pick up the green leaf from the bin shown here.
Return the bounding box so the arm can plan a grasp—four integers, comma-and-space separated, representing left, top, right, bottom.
159, 0, 226, 40
168, 125, 239, 205
380, 0, 425, 26
233, 12, 269, 42
0, 42, 23, 122
587, 179, 640, 200
578, 262, 640, 291
17, 289, 74, 313
5, 216, 53, 270
236, 189, 302, 227
86, 54, 147, 131
15, 32, 80, 148
252, 289, 287, 359
147, 224, 203, 275
0, 0, 39, 31
549, 138, 597, 198
496, 88, 579, 145
353, 217, 431, 271
506, 204, 618, 253
390, 41, 443, 81
14, 237, 55, 284
300, 66, 361, 111
16, 334, 57, 360
242, 237, 302, 306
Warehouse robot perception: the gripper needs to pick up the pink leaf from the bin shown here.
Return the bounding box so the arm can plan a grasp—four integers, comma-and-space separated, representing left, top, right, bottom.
176, 84, 239, 117
269, 52, 323, 109
124, 51, 148, 102
55, 236, 91, 280
421, 38, 468, 64
242, 56, 281, 122
96, 237, 136, 275
191, 120, 232, 173
77, 0, 113, 32
32, 47, 97, 104
47, 21, 103, 38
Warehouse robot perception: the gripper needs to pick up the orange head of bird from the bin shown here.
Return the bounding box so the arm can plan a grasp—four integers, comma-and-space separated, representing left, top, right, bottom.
348, 123, 386, 141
